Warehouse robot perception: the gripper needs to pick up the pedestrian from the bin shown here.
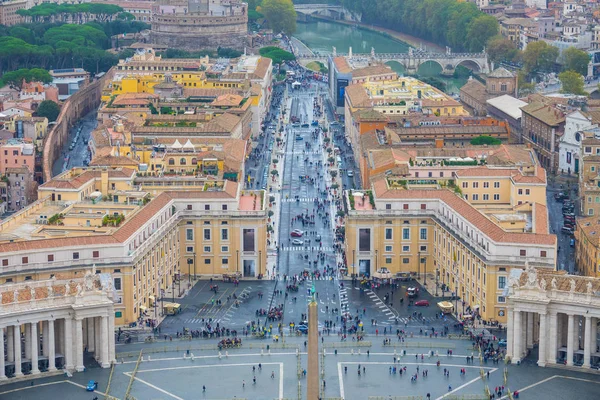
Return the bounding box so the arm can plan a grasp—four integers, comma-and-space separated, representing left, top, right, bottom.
203, 385, 206, 392
242, 380, 245, 388
253, 376, 256, 385
271, 371, 275, 379
448, 385, 452, 392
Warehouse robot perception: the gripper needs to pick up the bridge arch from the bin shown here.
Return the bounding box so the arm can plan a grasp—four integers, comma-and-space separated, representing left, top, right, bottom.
385, 60, 407, 74
454, 59, 482, 73
416, 60, 445, 75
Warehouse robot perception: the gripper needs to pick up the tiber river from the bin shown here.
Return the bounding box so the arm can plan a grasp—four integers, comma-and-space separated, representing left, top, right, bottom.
294, 20, 468, 95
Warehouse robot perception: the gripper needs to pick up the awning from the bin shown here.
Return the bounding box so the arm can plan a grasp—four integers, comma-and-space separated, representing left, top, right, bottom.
139, 305, 147, 311
148, 296, 155, 301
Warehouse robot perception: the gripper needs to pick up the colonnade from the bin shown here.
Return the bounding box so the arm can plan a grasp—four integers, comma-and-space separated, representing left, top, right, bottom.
507, 308, 599, 368
1, 314, 115, 379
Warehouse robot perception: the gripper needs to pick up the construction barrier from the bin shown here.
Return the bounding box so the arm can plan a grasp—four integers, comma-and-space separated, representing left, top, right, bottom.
383, 342, 456, 349
323, 341, 372, 348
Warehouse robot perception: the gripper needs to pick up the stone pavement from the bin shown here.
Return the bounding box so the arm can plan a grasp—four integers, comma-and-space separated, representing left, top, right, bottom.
2, 335, 599, 400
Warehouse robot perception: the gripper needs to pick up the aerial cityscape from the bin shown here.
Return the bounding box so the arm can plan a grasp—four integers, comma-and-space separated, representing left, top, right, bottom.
0, 0, 599, 399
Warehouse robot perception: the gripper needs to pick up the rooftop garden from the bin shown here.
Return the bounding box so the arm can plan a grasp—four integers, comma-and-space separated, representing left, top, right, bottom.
102, 213, 125, 227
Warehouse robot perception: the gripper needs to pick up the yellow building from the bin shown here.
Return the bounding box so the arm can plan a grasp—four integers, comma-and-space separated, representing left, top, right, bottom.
0, 168, 267, 326
574, 216, 600, 278
344, 177, 556, 324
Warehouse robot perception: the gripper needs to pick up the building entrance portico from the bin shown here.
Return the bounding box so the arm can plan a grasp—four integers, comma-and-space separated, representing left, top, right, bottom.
507, 264, 600, 369
0, 273, 116, 379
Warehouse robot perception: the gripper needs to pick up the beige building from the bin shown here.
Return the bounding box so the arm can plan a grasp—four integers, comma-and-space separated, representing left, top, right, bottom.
345, 174, 556, 324
0, 167, 267, 327
575, 216, 600, 278
0, 0, 28, 26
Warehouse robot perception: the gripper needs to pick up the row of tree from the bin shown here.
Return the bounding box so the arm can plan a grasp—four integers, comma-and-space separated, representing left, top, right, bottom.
16, 3, 127, 24
337, 0, 498, 52
0, 20, 148, 74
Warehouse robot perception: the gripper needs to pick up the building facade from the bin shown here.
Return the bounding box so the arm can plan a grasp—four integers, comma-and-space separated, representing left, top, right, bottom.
520, 102, 566, 174
345, 178, 556, 324
506, 266, 600, 369
0, 273, 116, 377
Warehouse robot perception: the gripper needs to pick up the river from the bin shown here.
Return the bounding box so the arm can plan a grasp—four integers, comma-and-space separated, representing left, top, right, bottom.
294, 20, 468, 95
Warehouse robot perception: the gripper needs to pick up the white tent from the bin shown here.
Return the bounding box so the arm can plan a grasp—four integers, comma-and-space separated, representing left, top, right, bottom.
171, 139, 182, 149
183, 139, 195, 151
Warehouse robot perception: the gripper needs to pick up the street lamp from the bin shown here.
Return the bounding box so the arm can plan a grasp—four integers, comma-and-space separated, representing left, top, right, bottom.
435, 268, 439, 296
423, 256, 427, 287
352, 249, 356, 279
236, 250, 240, 275
374, 249, 378, 274
172, 279, 175, 303
259, 250, 262, 278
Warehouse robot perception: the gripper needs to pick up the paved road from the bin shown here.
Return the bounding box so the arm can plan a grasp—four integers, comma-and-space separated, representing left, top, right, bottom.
546, 180, 576, 273
51, 111, 96, 176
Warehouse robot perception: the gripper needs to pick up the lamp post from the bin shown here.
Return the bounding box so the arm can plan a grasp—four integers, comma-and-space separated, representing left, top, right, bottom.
417, 251, 421, 280
259, 250, 262, 278
352, 249, 356, 279
435, 268, 439, 296
236, 250, 240, 275
374, 249, 378, 275
172, 279, 175, 303
423, 256, 427, 287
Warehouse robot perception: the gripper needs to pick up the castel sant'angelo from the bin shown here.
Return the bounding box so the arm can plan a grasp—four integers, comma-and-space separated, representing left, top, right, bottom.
151, 0, 248, 51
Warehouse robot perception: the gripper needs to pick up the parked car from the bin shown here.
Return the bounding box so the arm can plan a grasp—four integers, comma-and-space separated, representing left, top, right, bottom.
414, 300, 430, 307
498, 339, 507, 347
86, 381, 98, 391
554, 193, 567, 202
291, 229, 304, 237
347, 170, 354, 177
570, 238, 575, 247
561, 227, 574, 235
291, 239, 304, 245
407, 287, 419, 297
301, 123, 309, 128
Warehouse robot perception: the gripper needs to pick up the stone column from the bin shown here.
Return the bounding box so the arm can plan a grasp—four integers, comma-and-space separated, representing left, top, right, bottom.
87, 318, 95, 353
24, 323, 31, 360
101, 316, 110, 368
48, 319, 56, 371
526, 312, 534, 349
75, 318, 84, 372
591, 317, 598, 355
30, 322, 39, 374
549, 312, 558, 363
64, 317, 74, 371
557, 313, 563, 348
566, 314, 575, 366
0, 328, 6, 380
57, 318, 64, 357
108, 311, 116, 363
506, 309, 514, 358
6, 326, 14, 363
41, 321, 48, 357
538, 312, 547, 367
14, 325, 22, 377
95, 317, 101, 361
513, 310, 522, 363
583, 315, 592, 368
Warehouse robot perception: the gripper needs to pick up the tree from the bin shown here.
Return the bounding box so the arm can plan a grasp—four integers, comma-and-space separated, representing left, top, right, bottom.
559, 70, 587, 95
35, 100, 61, 122
257, 0, 297, 35
470, 135, 501, 146
0, 68, 52, 90
522, 41, 559, 76
259, 46, 295, 65
465, 15, 498, 52
486, 35, 520, 64
562, 47, 590, 76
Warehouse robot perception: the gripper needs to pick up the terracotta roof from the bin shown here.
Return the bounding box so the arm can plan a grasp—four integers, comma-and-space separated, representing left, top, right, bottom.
0, 187, 244, 253
370, 182, 556, 246
352, 65, 395, 79
183, 88, 244, 98
520, 102, 565, 126
582, 110, 600, 125
333, 56, 352, 74
460, 79, 488, 103
354, 109, 387, 122
391, 125, 509, 137
488, 67, 515, 79
533, 203, 549, 234
40, 168, 135, 190
251, 57, 271, 80
455, 167, 514, 177
90, 155, 140, 167
211, 94, 244, 107
345, 84, 371, 108
112, 93, 159, 107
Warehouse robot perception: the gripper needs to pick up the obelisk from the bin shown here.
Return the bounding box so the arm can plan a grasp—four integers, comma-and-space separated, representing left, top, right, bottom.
307, 284, 319, 400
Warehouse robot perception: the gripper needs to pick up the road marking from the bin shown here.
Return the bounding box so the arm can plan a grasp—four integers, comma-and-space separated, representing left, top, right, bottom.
124, 372, 184, 400
337, 362, 345, 399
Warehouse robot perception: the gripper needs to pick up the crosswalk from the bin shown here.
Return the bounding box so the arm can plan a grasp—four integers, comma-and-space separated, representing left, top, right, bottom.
164, 317, 222, 325
285, 151, 322, 155
339, 286, 349, 312
282, 246, 334, 252
282, 197, 317, 203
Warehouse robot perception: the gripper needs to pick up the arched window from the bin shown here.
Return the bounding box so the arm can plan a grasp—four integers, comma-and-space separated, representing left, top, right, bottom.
180, 158, 186, 165
191, 158, 197, 165
168, 158, 175, 165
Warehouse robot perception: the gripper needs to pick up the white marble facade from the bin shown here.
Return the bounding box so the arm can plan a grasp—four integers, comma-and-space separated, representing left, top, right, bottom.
0, 273, 115, 379
506, 264, 600, 369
